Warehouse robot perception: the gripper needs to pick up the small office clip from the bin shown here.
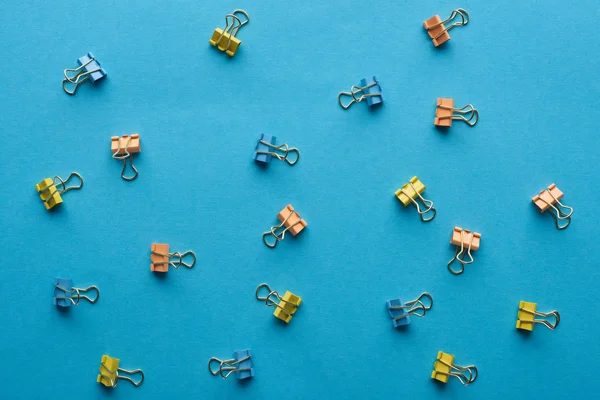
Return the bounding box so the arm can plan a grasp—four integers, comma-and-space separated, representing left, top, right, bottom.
424, 9, 469, 47
262, 205, 307, 248
435, 98, 478, 127
395, 177, 437, 222
254, 134, 300, 166
35, 172, 83, 210
532, 184, 573, 230
447, 227, 481, 275
386, 293, 433, 328
256, 283, 302, 323
111, 134, 141, 181
209, 10, 250, 56
150, 244, 196, 273
516, 301, 560, 331
208, 349, 254, 380
338, 76, 384, 109
62, 52, 106, 95
97, 355, 144, 388
431, 351, 478, 386
53, 278, 99, 307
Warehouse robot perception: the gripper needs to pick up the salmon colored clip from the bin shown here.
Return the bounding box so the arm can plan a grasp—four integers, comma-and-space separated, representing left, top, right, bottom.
435, 98, 478, 127
262, 205, 307, 248
532, 184, 573, 230
424, 9, 469, 47
150, 243, 196, 272
111, 134, 141, 181
447, 227, 481, 275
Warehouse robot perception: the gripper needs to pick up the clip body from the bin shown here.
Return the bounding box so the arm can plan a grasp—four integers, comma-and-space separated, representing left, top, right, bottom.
338, 76, 383, 109
532, 184, 573, 230
256, 283, 302, 323
53, 278, 99, 307
254, 134, 300, 166
209, 10, 250, 56
35, 172, 83, 210
431, 351, 477, 385
208, 349, 254, 380
97, 355, 144, 388
62, 52, 106, 95
447, 227, 481, 275
262, 205, 307, 248
150, 243, 196, 272
395, 177, 436, 222
111, 134, 141, 181
435, 98, 478, 127
516, 301, 560, 331
387, 293, 433, 328
424, 9, 469, 47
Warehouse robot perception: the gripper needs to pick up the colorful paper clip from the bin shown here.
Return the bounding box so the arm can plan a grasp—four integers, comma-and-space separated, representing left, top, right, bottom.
262, 204, 307, 248
62, 52, 106, 95
256, 283, 302, 324
35, 172, 83, 210
447, 227, 481, 275
516, 301, 560, 331
209, 10, 250, 56
338, 76, 384, 109
150, 244, 196, 272
386, 293, 433, 328
532, 184, 573, 230
395, 177, 437, 222
423, 9, 469, 47
53, 278, 99, 307
208, 349, 254, 380
431, 351, 478, 386
97, 355, 144, 388
254, 134, 300, 166
434, 98, 478, 127
111, 134, 141, 181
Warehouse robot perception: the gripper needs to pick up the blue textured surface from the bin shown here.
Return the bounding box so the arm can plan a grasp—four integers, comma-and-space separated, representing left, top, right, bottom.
1, 0, 599, 399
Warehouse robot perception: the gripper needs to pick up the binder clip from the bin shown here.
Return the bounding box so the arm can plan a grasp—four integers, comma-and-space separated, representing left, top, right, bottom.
254, 134, 300, 166
97, 355, 144, 388
111, 134, 141, 181
208, 349, 254, 380
516, 301, 560, 331
209, 10, 250, 56
434, 98, 478, 127
431, 351, 478, 386
150, 244, 196, 272
262, 205, 307, 248
395, 177, 437, 222
386, 293, 433, 328
338, 76, 384, 109
53, 278, 99, 307
255, 283, 302, 324
447, 227, 481, 275
532, 184, 573, 230
62, 52, 106, 95
423, 9, 469, 47
35, 172, 83, 210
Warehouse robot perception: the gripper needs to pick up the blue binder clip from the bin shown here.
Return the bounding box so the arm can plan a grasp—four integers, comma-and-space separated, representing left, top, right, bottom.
254, 134, 300, 166
209, 349, 254, 380
53, 278, 100, 307
62, 52, 107, 95
386, 293, 433, 327
338, 76, 384, 109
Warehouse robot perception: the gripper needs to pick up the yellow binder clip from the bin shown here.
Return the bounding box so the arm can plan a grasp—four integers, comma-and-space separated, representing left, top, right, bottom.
35, 172, 83, 210
209, 10, 250, 57
97, 355, 144, 388
431, 351, 477, 386
255, 283, 302, 323
516, 301, 560, 331
394, 176, 436, 222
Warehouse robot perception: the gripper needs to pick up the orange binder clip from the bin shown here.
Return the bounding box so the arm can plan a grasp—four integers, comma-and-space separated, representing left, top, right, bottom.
447, 227, 481, 275
150, 243, 196, 272
434, 98, 478, 127
262, 205, 307, 248
532, 184, 573, 230
111, 134, 141, 181
424, 9, 469, 47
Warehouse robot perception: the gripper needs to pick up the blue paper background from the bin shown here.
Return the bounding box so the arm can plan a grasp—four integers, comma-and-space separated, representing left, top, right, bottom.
1, 1, 599, 399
